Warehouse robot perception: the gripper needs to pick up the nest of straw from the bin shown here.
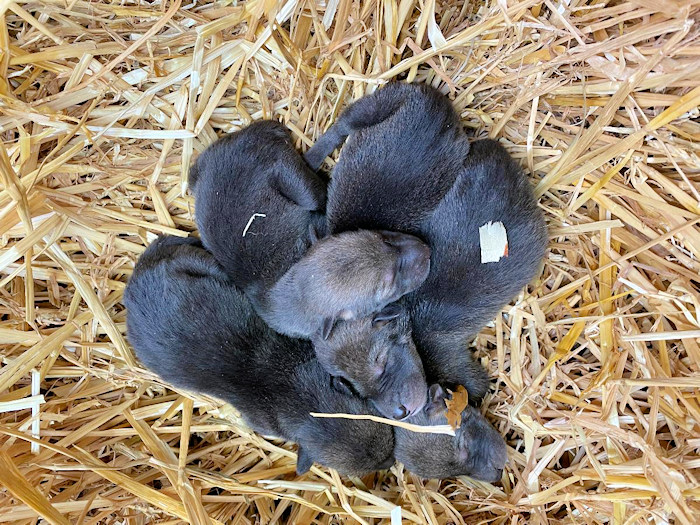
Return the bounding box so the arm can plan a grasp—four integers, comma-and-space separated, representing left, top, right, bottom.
1, 0, 699, 523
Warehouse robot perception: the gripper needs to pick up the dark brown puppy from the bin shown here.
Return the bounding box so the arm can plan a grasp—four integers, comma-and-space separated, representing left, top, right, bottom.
124, 236, 395, 476
191, 120, 430, 420
312, 305, 427, 421
397, 385, 507, 482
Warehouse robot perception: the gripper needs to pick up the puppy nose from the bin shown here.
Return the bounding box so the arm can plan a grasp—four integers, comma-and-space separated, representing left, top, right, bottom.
392, 404, 409, 420
400, 241, 430, 274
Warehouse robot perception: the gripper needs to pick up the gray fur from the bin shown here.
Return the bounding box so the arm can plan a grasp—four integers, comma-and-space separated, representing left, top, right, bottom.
124, 236, 395, 476
191, 120, 431, 340
406, 139, 548, 396
123, 237, 507, 481
305, 82, 470, 233
397, 384, 507, 481
263, 229, 430, 339
319, 83, 547, 401
191, 120, 431, 421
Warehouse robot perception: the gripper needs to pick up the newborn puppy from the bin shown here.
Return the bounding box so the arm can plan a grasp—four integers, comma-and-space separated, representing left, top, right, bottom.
124, 236, 395, 476
317, 81, 546, 400
305, 82, 470, 233
396, 385, 507, 482
125, 238, 504, 481
191, 120, 430, 339
407, 139, 547, 396
267, 229, 430, 339
312, 305, 427, 421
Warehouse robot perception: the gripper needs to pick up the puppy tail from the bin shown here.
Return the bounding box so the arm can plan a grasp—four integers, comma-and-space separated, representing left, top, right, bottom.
304, 123, 351, 171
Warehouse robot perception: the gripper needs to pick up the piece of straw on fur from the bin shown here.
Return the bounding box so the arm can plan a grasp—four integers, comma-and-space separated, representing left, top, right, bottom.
310, 412, 456, 436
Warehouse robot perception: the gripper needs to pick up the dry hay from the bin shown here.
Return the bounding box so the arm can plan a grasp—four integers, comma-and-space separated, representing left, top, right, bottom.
0, 0, 699, 523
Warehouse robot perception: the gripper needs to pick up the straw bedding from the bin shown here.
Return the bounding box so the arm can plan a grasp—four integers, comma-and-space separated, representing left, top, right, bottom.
0, 0, 698, 523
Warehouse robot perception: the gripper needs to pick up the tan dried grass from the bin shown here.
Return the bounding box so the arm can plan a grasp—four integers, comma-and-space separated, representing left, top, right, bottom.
0, 0, 699, 523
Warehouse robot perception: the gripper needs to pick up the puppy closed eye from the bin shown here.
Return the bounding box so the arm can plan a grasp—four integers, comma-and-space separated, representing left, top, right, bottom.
372, 348, 389, 375
331, 376, 357, 396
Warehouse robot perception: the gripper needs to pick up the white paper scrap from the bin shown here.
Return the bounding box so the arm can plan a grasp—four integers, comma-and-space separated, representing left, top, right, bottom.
391, 505, 402, 525
479, 221, 509, 263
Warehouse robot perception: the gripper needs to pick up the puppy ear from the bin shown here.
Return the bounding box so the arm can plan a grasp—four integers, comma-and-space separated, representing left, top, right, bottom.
320, 317, 336, 340
171, 249, 229, 282
308, 222, 320, 244
296, 445, 314, 474
372, 303, 402, 326
426, 384, 446, 417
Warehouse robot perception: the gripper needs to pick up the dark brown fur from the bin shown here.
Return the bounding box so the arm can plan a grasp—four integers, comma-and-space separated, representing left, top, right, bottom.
312, 305, 427, 421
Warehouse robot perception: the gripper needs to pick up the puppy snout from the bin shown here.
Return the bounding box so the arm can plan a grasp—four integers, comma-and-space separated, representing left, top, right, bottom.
392, 404, 409, 420
399, 240, 430, 279
380, 231, 431, 283
400, 384, 427, 420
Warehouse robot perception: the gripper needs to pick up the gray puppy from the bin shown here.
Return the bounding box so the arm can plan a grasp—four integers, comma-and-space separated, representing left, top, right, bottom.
406, 139, 548, 395
305, 82, 470, 232
268, 229, 430, 340
190, 120, 430, 420
124, 236, 395, 476
312, 83, 547, 401
191, 120, 430, 341
124, 236, 506, 481
396, 385, 507, 482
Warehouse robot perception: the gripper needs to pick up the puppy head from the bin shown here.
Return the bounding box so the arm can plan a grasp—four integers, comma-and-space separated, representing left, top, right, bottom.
312, 304, 427, 421
394, 385, 507, 482
303, 229, 430, 323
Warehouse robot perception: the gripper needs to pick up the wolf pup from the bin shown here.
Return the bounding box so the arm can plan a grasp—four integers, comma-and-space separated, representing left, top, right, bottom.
317, 84, 546, 401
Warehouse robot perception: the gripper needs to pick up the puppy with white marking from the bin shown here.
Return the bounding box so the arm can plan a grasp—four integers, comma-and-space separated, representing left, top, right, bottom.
314, 83, 547, 401
191, 120, 430, 340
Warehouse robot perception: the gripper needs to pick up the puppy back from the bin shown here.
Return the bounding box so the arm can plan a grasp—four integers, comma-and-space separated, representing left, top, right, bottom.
327, 83, 470, 234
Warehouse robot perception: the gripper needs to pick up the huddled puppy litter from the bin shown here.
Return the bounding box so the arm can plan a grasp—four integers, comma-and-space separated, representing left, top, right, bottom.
125, 82, 546, 482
